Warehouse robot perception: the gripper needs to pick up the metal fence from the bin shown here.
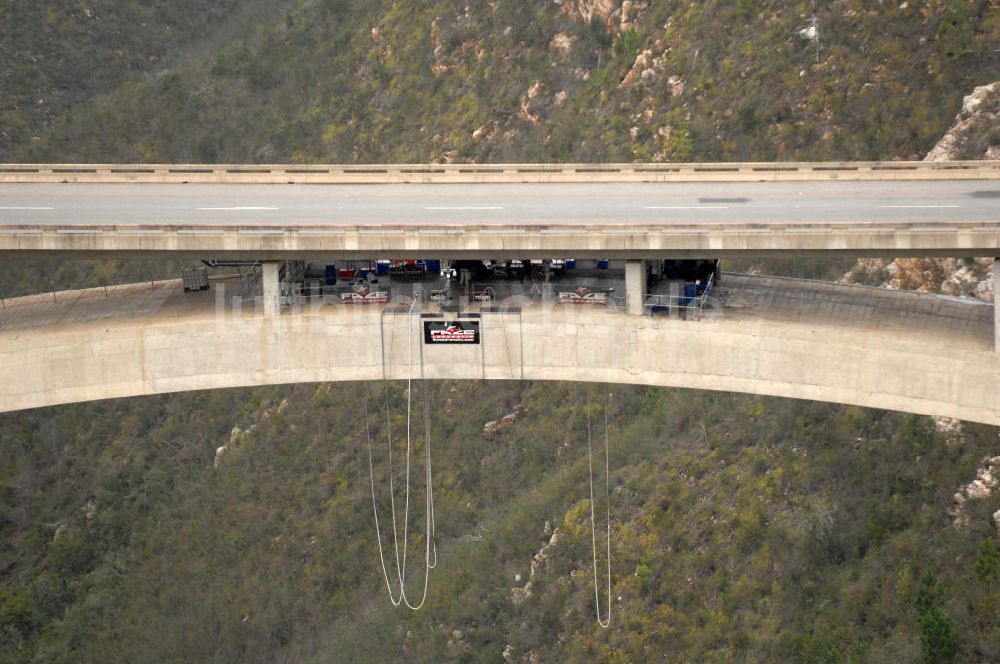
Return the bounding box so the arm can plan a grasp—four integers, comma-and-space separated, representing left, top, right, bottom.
643, 273, 715, 319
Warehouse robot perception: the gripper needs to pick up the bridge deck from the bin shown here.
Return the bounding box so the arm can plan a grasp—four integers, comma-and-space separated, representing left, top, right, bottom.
2, 179, 1000, 258
2, 181, 999, 227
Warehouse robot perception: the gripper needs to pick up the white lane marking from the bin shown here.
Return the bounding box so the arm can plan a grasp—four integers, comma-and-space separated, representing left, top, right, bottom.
877, 205, 959, 209
424, 205, 503, 210
426, 206, 503, 210
0, 206, 55, 210
197, 206, 279, 211
644, 206, 730, 210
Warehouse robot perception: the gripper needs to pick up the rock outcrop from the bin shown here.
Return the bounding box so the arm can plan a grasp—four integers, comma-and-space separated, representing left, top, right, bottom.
562, 0, 618, 23
483, 404, 526, 440
925, 82, 1000, 162
511, 526, 561, 605
843, 257, 994, 302
472, 121, 499, 143
561, 0, 652, 34
949, 456, 1000, 528
214, 398, 290, 466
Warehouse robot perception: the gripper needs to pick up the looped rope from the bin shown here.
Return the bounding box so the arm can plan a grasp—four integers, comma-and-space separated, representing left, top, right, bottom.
365, 299, 437, 610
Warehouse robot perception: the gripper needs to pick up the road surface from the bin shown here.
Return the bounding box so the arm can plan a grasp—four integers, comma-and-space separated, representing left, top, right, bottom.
2, 181, 999, 228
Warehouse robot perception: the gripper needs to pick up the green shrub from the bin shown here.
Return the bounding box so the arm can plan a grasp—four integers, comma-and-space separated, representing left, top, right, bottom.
613, 27, 641, 62
975, 538, 999, 581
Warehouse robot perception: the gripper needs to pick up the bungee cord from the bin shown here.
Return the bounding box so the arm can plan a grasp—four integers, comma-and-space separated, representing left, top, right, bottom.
363, 384, 402, 606
395, 301, 436, 609
586, 385, 613, 628
367, 299, 610, 622
365, 298, 437, 610
420, 318, 438, 572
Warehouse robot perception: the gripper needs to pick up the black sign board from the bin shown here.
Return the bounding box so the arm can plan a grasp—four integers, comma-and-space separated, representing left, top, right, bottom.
423, 320, 480, 344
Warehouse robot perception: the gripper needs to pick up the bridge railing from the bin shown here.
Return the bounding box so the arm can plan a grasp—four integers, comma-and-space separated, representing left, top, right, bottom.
2, 161, 998, 183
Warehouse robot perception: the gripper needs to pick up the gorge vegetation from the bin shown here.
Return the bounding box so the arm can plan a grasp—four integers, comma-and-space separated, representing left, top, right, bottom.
3, 1, 999, 164
2, 1, 1000, 661
1, 382, 999, 662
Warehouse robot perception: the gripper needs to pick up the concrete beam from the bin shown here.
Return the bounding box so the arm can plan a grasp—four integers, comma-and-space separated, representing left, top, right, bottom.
626, 260, 646, 315
6, 224, 1000, 260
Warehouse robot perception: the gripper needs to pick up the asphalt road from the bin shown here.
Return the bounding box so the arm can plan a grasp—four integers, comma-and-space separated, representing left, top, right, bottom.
1, 181, 999, 227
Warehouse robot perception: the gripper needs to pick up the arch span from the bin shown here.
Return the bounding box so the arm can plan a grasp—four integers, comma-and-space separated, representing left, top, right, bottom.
1, 302, 997, 425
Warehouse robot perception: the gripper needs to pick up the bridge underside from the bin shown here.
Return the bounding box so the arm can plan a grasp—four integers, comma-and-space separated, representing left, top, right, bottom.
0, 279, 996, 424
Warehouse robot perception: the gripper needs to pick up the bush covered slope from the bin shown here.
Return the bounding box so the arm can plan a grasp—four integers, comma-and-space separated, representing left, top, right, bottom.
0, 0, 274, 159
3, 2, 1000, 662
5, 0, 999, 164
0, 383, 998, 662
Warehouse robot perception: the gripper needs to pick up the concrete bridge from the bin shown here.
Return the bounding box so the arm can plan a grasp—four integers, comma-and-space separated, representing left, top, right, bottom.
1, 162, 999, 421
0, 274, 996, 425
3, 161, 1000, 310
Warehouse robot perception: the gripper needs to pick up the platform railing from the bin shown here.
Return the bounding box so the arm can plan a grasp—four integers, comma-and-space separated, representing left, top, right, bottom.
644, 273, 716, 319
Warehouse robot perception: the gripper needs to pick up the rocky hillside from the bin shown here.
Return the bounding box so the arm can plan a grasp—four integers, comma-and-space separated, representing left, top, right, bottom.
1, 383, 999, 662
836, 79, 1000, 299
4, 0, 999, 163
2, 3, 1000, 662
735, 76, 1000, 293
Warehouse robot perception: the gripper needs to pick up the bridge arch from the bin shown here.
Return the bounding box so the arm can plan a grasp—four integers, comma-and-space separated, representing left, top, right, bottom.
1, 303, 997, 425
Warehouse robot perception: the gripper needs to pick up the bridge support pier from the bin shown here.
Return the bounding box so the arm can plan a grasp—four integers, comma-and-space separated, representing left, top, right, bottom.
995, 258, 999, 352
262, 261, 280, 317
625, 260, 646, 316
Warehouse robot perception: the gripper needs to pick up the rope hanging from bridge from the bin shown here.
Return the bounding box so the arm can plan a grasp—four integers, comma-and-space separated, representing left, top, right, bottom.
363, 384, 403, 606
364, 298, 437, 610
586, 385, 613, 628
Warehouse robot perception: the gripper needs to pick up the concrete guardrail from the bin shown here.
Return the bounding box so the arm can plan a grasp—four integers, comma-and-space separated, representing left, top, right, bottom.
1, 161, 999, 184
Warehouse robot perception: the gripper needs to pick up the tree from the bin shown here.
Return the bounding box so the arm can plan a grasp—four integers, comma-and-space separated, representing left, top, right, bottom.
914, 570, 958, 663
919, 607, 958, 663
914, 571, 943, 616
974, 538, 999, 581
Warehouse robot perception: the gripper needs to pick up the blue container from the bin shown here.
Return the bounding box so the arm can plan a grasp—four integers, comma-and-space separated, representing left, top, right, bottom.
597, 259, 609, 270
682, 282, 696, 306
566, 259, 576, 270
324, 264, 337, 286
358, 268, 372, 280
376, 260, 391, 275
421, 259, 442, 275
